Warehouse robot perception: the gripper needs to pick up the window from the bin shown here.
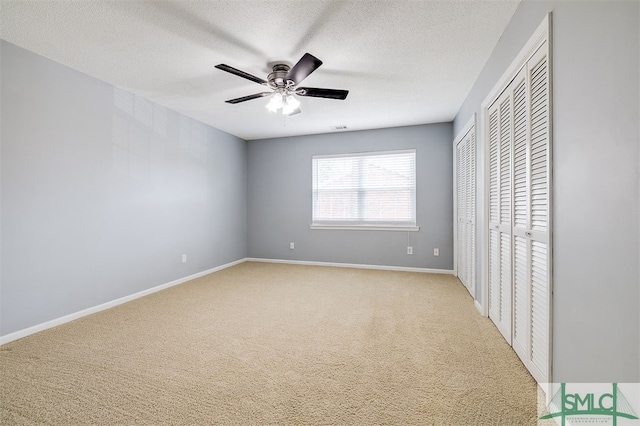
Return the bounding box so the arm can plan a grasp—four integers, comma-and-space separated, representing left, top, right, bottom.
311, 149, 417, 230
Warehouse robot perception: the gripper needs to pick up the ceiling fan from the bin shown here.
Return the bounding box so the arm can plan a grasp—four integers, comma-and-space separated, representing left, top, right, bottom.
215, 53, 349, 116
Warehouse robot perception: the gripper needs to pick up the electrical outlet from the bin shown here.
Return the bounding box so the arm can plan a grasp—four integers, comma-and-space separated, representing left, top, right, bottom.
182, 254, 187, 263
407, 246, 413, 255
433, 248, 439, 257
290, 242, 295, 250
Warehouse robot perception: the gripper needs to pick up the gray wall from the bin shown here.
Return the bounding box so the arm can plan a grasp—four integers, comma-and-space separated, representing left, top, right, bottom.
247, 124, 453, 270
454, 1, 639, 382
1, 41, 248, 336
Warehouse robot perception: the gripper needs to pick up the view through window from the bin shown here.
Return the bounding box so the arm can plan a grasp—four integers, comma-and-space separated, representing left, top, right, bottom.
312, 149, 416, 227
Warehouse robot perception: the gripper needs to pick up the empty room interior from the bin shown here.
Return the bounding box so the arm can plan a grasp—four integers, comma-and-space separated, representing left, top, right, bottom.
1, 0, 639, 424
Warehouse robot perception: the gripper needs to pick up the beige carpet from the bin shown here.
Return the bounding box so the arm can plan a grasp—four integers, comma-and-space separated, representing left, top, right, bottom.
1, 262, 542, 425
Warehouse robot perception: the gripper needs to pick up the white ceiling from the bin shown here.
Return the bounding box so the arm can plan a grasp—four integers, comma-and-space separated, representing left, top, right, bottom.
0, 0, 519, 140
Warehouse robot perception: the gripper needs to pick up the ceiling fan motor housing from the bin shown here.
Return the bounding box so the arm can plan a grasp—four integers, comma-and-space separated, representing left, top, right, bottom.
268, 64, 293, 89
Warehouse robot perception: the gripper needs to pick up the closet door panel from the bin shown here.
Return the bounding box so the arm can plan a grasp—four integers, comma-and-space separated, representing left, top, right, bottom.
487, 106, 501, 322
531, 240, 549, 374
461, 139, 469, 288
529, 48, 549, 238
497, 92, 513, 342
511, 69, 531, 360
513, 235, 529, 356
456, 124, 476, 297
527, 43, 551, 382
456, 142, 465, 286
467, 130, 476, 296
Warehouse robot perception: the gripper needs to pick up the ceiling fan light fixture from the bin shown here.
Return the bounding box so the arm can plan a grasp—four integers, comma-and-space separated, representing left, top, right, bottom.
266, 91, 300, 115
281, 95, 300, 115
265, 92, 283, 112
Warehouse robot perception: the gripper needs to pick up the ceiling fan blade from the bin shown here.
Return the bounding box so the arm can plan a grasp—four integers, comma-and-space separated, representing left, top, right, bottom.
285, 53, 323, 85
215, 64, 267, 85
296, 87, 349, 100
285, 107, 302, 116
225, 92, 272, 104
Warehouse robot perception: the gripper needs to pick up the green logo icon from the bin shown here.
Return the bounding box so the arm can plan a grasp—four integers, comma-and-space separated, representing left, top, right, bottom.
540, 383, 639, 425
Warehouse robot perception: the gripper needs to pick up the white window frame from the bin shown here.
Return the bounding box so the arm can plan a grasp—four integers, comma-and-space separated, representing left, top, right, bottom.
310, 149, 419, 232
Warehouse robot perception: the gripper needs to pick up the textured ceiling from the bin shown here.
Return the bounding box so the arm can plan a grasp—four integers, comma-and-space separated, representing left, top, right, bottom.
0, 0, 519, 140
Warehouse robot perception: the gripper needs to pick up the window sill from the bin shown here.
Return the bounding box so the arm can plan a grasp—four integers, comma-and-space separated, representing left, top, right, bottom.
310, 225, 420, 232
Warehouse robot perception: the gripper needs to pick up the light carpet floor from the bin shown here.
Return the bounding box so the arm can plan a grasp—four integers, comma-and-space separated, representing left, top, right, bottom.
1, 262, 543, 425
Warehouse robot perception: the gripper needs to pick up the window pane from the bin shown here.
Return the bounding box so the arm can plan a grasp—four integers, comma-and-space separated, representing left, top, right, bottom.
316, 191, 359, 220
312, 150, 416, 226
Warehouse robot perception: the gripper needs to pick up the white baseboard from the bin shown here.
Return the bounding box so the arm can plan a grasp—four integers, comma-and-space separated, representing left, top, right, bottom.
246, 257, 454, 275
474, 300, 485, 316
0, 258, 246, 346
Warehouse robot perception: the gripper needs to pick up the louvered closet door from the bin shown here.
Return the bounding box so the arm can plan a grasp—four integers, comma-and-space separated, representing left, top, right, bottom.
486, 39, 550, 385
488, 106, 500, 324
456, 126, 475, 296
511, 67, 530, 362
525, 43, 551, 384
466, 130, 476, 296
509, 43, 551, 385
456, 141, 467, 286
461, 137, 469, 291
456, 144, 464, 282
488, 89, 513, 343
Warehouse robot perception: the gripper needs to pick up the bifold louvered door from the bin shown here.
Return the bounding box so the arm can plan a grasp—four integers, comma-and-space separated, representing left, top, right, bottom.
456, 141, 467, 288
455, 125, 476, 296
514, 43, 551, 384
488, 89, 513, 343
466, 130, 476, 296
486, 39, 551, 385
511, 67, 530, 360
